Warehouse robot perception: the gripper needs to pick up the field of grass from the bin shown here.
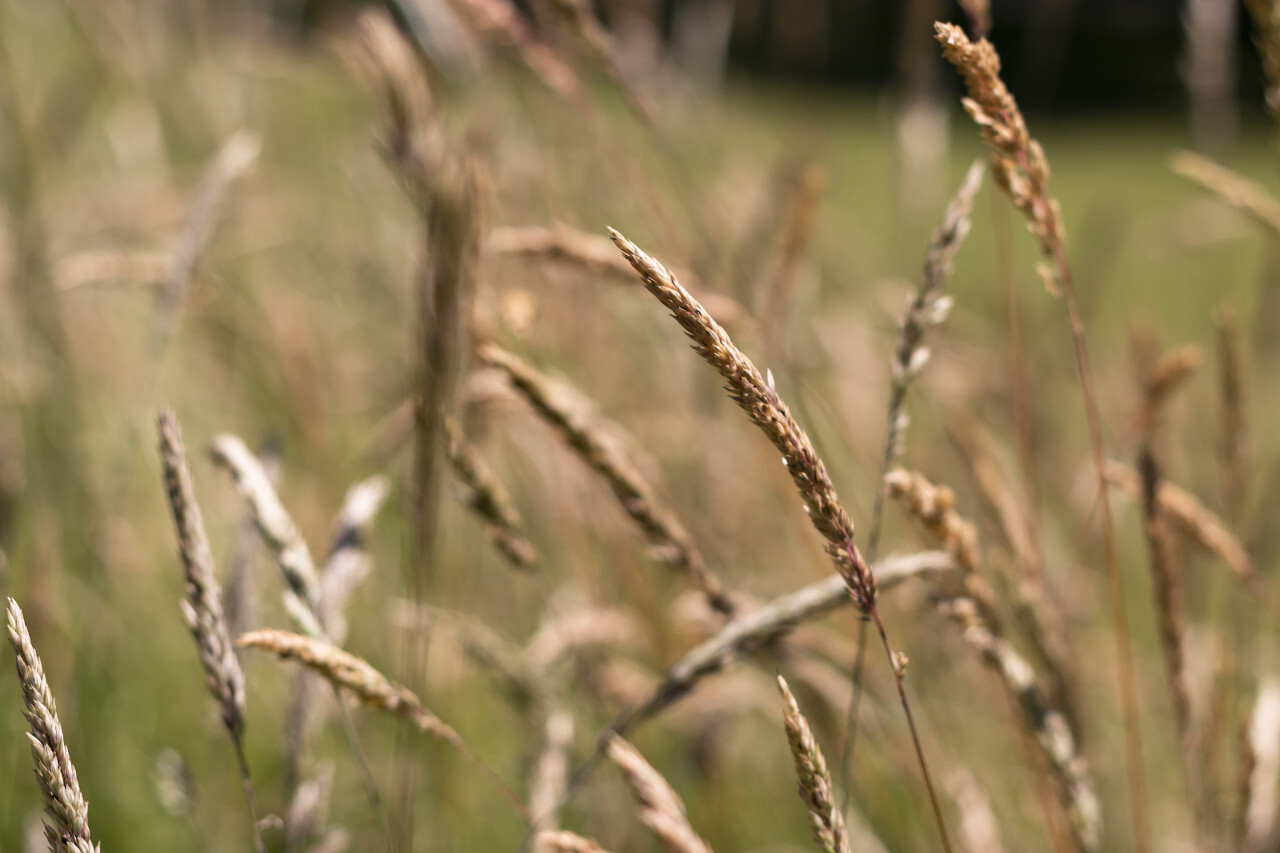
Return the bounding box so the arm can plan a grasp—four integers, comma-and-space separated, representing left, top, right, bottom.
2, 3, 1280, 852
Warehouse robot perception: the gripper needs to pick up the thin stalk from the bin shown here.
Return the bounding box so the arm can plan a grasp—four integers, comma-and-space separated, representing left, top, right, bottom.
1051, 244, 1150, 852
231, 738, 266, 853
837, 621, 869, 809
610, 227, 955, 852
935, 25, 1149, 847
993, 192, 1043, 573
332, 691, 397, 851
869, 606, 954, 853
840, 160, 983, 813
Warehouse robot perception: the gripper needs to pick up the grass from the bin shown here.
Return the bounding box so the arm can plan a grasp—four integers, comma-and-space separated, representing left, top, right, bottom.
3, 2, 1280, 852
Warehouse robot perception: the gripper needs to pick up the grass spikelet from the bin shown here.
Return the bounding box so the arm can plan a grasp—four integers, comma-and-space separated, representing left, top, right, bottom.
237, 629, 528, 819
610, 227, 953, 852
1172, 150, 1280, 240
7, 598, 99, 853
286, 474, 390, 797
444, 416, 537, 569
478, 341, 732, 615
870, 160, 984, 556
240, 629, 456, 740
938, 23, 1148, 849
1104, 461, 1260, 591
488, 224, 748, 330
209, 434, 324, 637
776, 674, 850, 853
885, 469, 1100, 853
319, 474, 392, 643
609, 228, 874, 612
606, 735, 714, 853
883, 469, 1000, 631
1135, 344, 1203, 437
157, 410, 247, 741
934, 24, 1062, 264
156, 410, 264, 853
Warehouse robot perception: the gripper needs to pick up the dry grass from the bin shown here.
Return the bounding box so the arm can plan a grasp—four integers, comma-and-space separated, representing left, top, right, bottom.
777, 674, 851, 853
938, 22, 1151, 850
885, 467, 1100, 853
238, 628, 528, 819
4, 5, 1280, 853
443, 416, 538, 570
7, 599, 99, 853
479, 341, 733, 615
606, 736, 714, 853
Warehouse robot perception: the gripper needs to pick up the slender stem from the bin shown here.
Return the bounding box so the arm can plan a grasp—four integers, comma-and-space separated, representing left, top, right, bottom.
993, 191, 1043, 573
332, 686, 398, 853
837, 619, 869, 812
839, 385, 906, 809
439, 720, 533, 821
869, 606, 953, 853
230, 735, 266, 853
1051, 242, 1150, 853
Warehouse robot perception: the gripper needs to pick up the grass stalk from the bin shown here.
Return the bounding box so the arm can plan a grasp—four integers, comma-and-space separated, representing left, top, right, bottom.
209, 433, 394, 850
937, 23, 1150, 850
606, 736, 714, 853
777, 674, 851, 853
841, 159, 983, 803
480, 341, 734, 616
239, 629, 530, 821
156, 409, 264, 853
611, 228, 954, 853
7, 598, 100, 853
444, 415, 538, 569
886, 468, 1101, 852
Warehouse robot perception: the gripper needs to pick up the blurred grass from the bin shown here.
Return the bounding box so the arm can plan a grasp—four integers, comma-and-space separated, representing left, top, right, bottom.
2, 2, 1280, 852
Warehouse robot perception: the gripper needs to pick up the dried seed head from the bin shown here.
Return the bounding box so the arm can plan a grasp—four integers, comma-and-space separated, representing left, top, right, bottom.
607, 736, 714, 853
936, 24, 1065, 267
610, 228, 876, 613
777, 675, 851, 853
7, 599, 99, 853
157, 409, 247, 741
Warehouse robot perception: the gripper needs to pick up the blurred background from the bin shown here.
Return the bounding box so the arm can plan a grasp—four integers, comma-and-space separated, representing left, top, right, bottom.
1, 0, 1278, 851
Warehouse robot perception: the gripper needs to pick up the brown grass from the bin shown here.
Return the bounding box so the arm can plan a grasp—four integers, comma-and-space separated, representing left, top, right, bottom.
606, 736, 714, 853
611, 226, 954, 851
479, 341, 734, 616
444, 416, 538, 570
238, 628, 529, 820
7, 598, 99, 853
938, 23, 1149, 850
885, 467, 1100, 853
777, 674, 851, 853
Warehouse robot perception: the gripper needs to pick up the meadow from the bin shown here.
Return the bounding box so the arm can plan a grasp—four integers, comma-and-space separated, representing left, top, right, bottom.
1, 2, 1279, 852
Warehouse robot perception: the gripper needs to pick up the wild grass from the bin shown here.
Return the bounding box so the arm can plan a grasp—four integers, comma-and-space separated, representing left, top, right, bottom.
1, 3, 1278, 852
